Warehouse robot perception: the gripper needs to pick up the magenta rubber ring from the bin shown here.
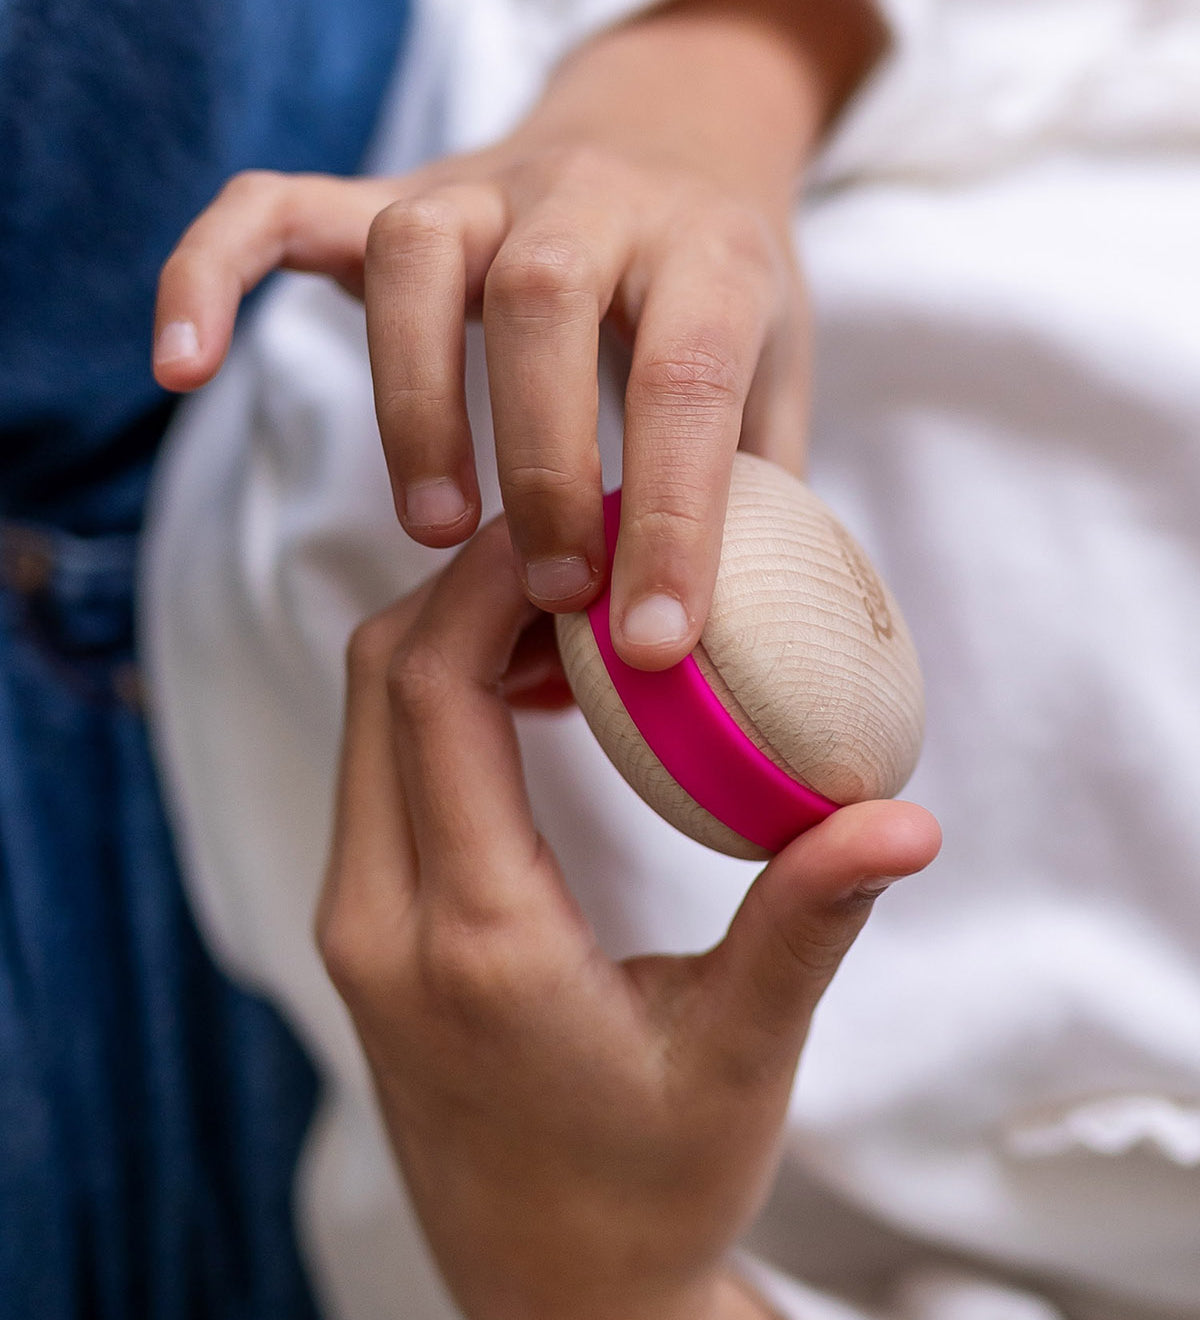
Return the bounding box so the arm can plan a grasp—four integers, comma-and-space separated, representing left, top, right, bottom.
587, 490, 839, 852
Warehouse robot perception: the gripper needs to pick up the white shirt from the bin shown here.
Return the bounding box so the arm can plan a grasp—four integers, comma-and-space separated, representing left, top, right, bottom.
143, 2, 1200, 1316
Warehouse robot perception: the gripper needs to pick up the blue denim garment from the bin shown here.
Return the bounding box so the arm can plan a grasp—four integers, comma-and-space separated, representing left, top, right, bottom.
0, 0, 411, 532
0, 4, 415, 1308
0, 519, 322, 1319
0, 2, 414, 1311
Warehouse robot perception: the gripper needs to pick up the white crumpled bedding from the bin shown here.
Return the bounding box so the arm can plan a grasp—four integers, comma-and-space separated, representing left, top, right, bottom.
143, 2, 1200, 1317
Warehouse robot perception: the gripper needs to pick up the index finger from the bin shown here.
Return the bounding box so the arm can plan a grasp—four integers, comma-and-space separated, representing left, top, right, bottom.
324, 588, 432, 913
385, 519, 554, 915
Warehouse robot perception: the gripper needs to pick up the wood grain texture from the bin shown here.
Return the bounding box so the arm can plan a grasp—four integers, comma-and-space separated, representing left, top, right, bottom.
555, 452, 925, 858
556, 606, 765, 858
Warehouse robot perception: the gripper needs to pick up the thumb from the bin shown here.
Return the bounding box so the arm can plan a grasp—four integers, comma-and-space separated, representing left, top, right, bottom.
704, 800, 941, 1064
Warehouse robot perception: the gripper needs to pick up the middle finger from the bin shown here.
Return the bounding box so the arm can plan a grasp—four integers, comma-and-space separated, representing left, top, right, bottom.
483, 199, 632, 612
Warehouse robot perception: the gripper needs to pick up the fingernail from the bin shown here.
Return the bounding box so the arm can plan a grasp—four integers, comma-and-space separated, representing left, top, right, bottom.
525, 555, 594, 603
404, 478, 468, 528
155, 320, 199, 364
621, 593, 690, 649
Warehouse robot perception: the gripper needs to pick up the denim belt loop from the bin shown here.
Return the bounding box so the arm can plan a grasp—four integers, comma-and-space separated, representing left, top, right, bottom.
0, 523, 57, 596
0, 517, 146, 708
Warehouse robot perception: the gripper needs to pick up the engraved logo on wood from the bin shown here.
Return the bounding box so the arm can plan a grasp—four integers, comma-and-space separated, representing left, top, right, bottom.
831, 522, 894, 642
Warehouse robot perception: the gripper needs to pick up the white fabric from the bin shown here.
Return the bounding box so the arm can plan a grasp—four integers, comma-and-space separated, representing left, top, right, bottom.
818, 0, 1200, 184
142, 1, 1200, 1318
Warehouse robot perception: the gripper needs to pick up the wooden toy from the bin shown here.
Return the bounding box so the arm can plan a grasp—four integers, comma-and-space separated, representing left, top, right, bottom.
555, 452, 924, 859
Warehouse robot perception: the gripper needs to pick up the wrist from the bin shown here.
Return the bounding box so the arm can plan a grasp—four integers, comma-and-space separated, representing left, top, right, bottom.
522, 0, 887, 205
596, 1268, 781, 1320
621, 1270, 778, 1320
458, 1267, 779, 1320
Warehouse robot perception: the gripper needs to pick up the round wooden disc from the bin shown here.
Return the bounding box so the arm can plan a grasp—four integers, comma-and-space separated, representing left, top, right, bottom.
556, 453, 925, 858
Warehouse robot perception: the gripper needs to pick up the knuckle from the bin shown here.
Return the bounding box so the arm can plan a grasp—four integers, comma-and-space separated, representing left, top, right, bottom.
316, 898, 390, 1004
416, 896, 567, 1027
217, 170, 294, 233
702, 202, 777, 271
387, 640, 455, 719
375, 384, 460, 437
776, 918, 852, 987
622, 495, 708, 548
538, 142, 601, 179
220, 168, 286, 205
366, 196, 462, 265
417, 918, 524, 1019
315, 901, 366, 991
159, 244, 208, 287
538, 143, 628, 195
486, 237, 600, 313
502, 457, 591, 506
634, 342, 743, 409
345, 609, 407, 687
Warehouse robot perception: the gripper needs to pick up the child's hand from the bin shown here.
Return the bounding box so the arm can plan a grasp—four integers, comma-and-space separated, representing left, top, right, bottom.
153, 1, 886, 670
316, 516, 941, 1320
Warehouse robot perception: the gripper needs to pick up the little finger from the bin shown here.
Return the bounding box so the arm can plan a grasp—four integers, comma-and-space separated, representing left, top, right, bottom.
154, 171, 398, 389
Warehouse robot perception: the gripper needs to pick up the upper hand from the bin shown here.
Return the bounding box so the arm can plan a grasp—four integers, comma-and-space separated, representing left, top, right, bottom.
153, 141, 807, 669
151, 0, 847, 670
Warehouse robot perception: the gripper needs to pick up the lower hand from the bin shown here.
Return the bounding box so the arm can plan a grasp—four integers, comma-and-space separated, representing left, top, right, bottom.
316, 517, 941, 1320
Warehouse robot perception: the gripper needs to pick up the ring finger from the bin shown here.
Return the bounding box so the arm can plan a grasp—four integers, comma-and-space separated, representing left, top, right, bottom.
364, 183, 508, 547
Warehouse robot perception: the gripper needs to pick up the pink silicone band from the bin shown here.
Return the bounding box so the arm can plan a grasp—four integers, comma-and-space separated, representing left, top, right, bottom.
587, 490, 839, 852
